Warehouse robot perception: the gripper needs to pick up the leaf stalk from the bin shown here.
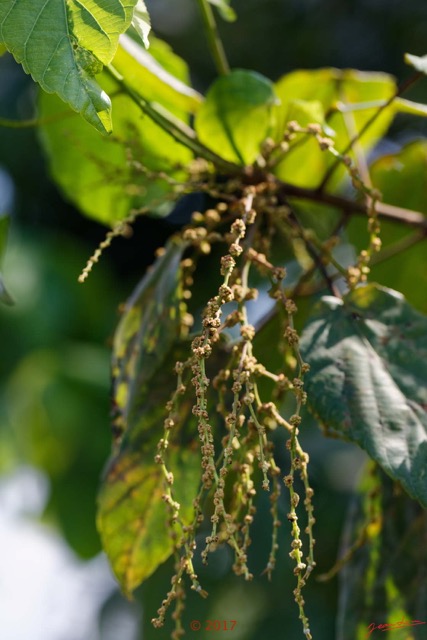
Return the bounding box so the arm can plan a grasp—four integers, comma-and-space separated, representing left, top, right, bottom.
196, 0, 230, 76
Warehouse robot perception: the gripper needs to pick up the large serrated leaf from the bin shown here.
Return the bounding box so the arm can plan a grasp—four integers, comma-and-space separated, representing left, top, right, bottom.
195, 69, 278, 165
0, 0, 147, 133
300, 283, 427, 507
97, 240, 200, 595
38, 36, 193, 225
337, 464, 427, 640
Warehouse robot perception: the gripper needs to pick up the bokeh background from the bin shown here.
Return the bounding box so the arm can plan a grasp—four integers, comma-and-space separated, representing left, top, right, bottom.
1, 1, 427, 639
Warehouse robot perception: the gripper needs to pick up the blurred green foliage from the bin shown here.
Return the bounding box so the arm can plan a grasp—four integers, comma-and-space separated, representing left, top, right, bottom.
1, 2, 427, 639
0, 233, 121, 556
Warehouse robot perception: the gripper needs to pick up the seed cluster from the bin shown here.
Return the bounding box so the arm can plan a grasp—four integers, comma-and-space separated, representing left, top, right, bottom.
106, 118, 384, 640
150, 183, 321, 639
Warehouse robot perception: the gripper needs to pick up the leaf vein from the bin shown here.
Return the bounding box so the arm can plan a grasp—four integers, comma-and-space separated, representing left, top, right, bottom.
23, 0, 51, 63
0, 0, 18, 44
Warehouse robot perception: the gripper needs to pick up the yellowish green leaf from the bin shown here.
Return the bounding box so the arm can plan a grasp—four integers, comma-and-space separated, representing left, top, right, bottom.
274, 68, 396, 190
39, 38, 193, 225
195, 69, 278, 165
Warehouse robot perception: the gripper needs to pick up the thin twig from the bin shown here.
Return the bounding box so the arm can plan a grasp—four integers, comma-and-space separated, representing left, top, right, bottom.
318, 71, 422, 191
0, 111, 74, 129
370, 229, 427, 265
196, 0, 230, 75
106, 65, 240, 174
285, 208, 343, 298
276, 180, 427, 231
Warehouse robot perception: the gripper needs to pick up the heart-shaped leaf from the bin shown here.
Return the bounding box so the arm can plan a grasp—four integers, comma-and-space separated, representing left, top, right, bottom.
0, 0, 149, 133
195, 69, 278, 165
39, 36, 193, 225
274, 69, 396, 190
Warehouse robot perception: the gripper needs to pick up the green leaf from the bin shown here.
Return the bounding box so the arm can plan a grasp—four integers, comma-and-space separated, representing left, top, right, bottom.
300, 283, 427, 507
394, 96, 427, 118
38, 37, 193, 226
371, 140, 427, 214
99, 447, 199, 595
131, 0, 151, 48
343, 142, 427, 313
278, 98, 333, 134
274, 69, 396, 189
97, 241, 200, 594
195, 69, 278, 165
115, 35, 202, 115
332, 96, 427, 120
405, 52, 427, 75
66, 0, 133, 65
337, 464, 427, 640
111, 240, 187, 435
208, 0, 237, 21
0, 43, 6, 56
0, 0, 147, 133
6, 343, 112, 556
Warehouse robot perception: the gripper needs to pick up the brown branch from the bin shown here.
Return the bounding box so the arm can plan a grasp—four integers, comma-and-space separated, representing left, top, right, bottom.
276, 181, 427, 231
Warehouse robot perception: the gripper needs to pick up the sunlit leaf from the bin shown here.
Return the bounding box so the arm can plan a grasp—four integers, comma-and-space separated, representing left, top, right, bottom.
278, 98, 333, 134
195, 69, 278, 165
39, 37, 193, 225
274, 69, 396, 189
0, 0, 146, 133
405, 52, 427, 75
116, 35, 203, 115
300, 283, 427, 507
0, 0, 153, 132
345, 143, 427, 313
131, 0, 151, 48
371, 140, 427, 214
334, 96, 427, 120
344, 142, 427, 314
98, 241, 200, 594
394, 97, 427, 118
